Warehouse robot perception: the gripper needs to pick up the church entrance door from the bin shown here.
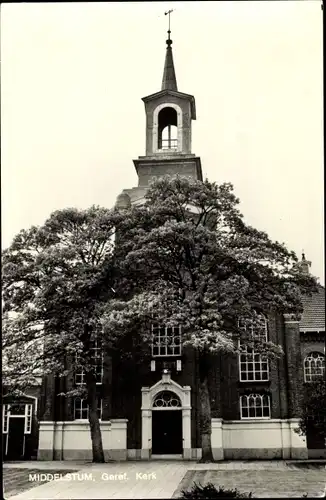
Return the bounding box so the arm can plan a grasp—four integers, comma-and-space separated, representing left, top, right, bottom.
152, 410, 182, 454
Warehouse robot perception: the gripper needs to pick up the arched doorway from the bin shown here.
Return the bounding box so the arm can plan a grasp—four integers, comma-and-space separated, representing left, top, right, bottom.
152, 391, 182, 454
141, 371, 192, 459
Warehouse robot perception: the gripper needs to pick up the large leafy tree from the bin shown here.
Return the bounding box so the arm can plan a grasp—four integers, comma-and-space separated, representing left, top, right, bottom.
2, 206, 122, 463
105, 175, 317, 462
297, 378, 326, 444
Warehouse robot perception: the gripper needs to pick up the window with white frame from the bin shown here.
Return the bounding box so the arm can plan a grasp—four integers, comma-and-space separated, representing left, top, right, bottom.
74, 398, 102, 420
24, 404, 33, 434
240, 393, 271, 419
2, 405, 9, 433
151, 324, 182, 357
238, 316, 269, 382
2, 403, 33, 434
75, 338, 103, 385
304, 352, 325, 382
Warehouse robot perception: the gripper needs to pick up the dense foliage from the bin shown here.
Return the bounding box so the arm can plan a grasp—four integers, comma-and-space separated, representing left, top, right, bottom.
298, 378, 326, 441
2, 176, 318, 463
2, 206, 122, 462
179, 482, 253, 499
104, 176, 317, 461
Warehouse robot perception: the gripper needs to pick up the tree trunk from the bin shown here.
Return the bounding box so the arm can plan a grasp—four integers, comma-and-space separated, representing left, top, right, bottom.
198, 352, 214, 462
86, 373, 105, 463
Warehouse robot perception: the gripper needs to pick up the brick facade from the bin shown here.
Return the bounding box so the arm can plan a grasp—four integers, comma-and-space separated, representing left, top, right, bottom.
19, 32, 325, 462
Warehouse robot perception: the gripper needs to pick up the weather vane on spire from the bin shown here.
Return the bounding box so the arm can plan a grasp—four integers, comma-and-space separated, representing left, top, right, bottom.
164, 9, 174, 45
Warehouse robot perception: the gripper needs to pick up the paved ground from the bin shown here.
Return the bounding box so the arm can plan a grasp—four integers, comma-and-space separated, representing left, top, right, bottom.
172, 467, 326, 498
3, 461, 326, 499
3, 461, 90, 470
4, 462, 188, 499
3, 468, 78, 499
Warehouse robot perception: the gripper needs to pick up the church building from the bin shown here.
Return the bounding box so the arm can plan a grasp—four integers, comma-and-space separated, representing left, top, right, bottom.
3, 27, 325, 462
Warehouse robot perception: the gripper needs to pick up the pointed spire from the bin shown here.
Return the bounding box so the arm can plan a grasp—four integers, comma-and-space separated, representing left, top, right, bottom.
161, 12, 178, 91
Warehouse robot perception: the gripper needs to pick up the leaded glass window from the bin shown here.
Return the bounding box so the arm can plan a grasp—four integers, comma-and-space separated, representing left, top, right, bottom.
74, 398, 102, 420
240, 394, 271, 419
304, 352, 325, 382
238, 316, 269, 382
75, 337, 103, 385
151, 324, 182, 357
153, 391, 182, 408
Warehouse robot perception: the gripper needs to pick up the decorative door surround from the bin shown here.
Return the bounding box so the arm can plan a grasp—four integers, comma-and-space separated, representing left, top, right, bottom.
141, 370, 191, 459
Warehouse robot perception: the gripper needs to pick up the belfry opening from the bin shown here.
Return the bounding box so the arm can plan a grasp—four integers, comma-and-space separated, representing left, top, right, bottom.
158, 107, 178, 151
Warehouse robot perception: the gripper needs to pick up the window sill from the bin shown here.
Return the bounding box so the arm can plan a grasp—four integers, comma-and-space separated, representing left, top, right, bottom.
151, 355, 182, 358
240, 417, 271, 420
238, 379, 270, 383
74, 383, 103, 386
73, 419, 102, 422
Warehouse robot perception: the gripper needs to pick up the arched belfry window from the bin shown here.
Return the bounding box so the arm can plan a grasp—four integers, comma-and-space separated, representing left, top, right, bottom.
158, 107, 178, 151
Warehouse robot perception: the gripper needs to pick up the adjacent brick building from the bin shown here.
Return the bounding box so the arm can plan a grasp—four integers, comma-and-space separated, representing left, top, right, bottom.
3, 381, 42, 460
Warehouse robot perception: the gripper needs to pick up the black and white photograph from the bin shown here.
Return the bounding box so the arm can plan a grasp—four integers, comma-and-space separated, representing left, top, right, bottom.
2, 1, 325, 499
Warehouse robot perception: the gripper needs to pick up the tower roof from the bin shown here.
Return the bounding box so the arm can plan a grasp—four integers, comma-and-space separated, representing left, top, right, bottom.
161, 38, 178, 91
300, 284, 325, 332
142, 15, 196, 118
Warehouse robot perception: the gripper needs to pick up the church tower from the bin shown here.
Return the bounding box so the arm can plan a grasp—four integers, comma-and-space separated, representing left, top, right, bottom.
116, 23, 202, 207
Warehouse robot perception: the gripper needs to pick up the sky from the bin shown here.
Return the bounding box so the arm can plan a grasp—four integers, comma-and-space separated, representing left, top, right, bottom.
1, 1, 324, 283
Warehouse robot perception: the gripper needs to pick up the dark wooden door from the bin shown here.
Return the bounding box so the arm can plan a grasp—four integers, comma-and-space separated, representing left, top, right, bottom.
152, 410, 182, 454
7, 418, 25, 460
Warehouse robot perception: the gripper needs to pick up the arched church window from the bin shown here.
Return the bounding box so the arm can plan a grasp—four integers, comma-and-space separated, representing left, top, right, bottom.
158, 107, 178, 151
153, 391, 182, 408
304, 352, 325, 382
240, 393, 271, 419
